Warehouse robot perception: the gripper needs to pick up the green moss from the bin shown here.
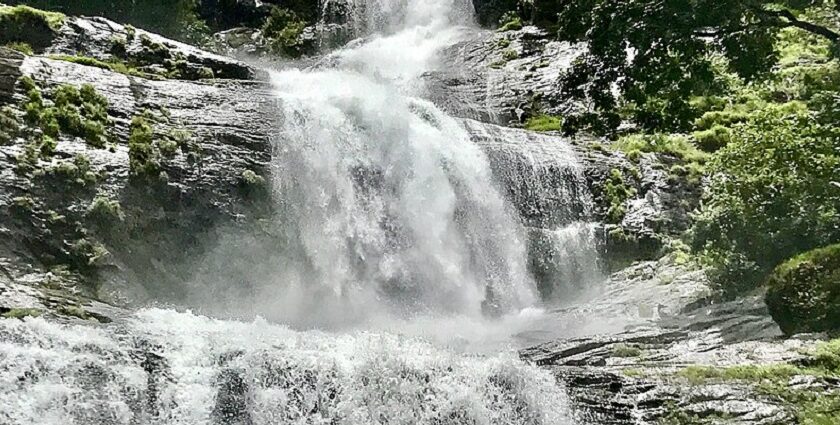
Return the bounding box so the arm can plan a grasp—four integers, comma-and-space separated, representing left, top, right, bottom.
17, 78, 112, 148
501, 49, 519, 61
766, 244, 840, 335
612, 344, 643, 358
613, 134, 709, 164
49, 55, 157, 79
197, 66, 215, 80
676, 364, 806, 385
0, 106, 20, 145
496, 38, 511, 48
48, 154, 99, 187
1, 308, 43, 319
0, 5, 65, 31
128, 115, 161, 178
86, 196, 125, 225
4, 41, 33, 55
604, 168, 637, 224
497, 11, 523, 32
524, 115, 564, 132
68, 238, 109, 269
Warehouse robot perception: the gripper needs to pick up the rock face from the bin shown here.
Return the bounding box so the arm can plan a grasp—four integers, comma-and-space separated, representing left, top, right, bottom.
0, 17, 276, 317
426, 26, 586, 126
519, 256, 825, 425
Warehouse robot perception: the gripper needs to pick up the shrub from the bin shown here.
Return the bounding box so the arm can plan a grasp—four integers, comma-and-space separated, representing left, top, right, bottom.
604, 169, 636, 224
4, 41, 33, 55
49, 55, 153, 79
87, 196, 125, 224
497, 11, 522, 32
693, 124, 731, 152
613, 133, 708, 164
766, 244, 840, 335
128, 115, 161, 178
262, 7, 306, 57
524, 115, 563, 132
0, 107, 19, 144
691, 103, 840, 296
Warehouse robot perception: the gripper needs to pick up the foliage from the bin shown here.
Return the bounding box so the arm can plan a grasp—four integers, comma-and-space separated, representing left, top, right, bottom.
612, 344, 643, 358
690, 103, 840, 297
613, 134, 709, 164
544, 0, 840, 135
0, 4, 65, 31
48, 154, 100, 187
0, 107, 20, 145
6, 0, 204, 43
1, 308, 43, 319
603, 169, 636, 224
19, 78, 112, 148
4, 41, 33, 55
766, 244, 840, 335
672, 342, 840, 425
49, 55, 157, 79
87, 196, 125, 225
498, 11, 523, 32
128, 115, 161, 178
262, 7, 307, 57
524, 114, 563, 132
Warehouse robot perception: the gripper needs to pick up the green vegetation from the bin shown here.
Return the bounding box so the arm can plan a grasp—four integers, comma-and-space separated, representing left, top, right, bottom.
4, 41, 33, 55
86, 196, 125, 225
47, 154, 100, 187
128, 114, 161, 178
612, 134, 708, 165
603, 169, 636, 224
672, 340, 840, 424
0, 107, 20, 145
612, 344, 643, 358
7, 1, 203, 43
49, 55, 158, 79
262, 6, 307, 57
766, 244, 840, 335
1, 308, 43, 319
19, 77, 112, 148
524, 114, 563, 132
497, 11, 523, 32
0, 4, 65, 31
691, 102, 840, 297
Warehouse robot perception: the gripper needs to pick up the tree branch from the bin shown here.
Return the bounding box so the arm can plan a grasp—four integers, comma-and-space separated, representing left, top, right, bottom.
764, 8, 840, 42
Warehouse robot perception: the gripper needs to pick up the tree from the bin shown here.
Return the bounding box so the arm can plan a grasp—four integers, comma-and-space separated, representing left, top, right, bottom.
519, 0, 840, 134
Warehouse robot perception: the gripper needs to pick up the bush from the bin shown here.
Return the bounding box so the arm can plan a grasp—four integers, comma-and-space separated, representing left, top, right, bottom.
497, 11, 522, 32
262, 7, 306, 57
4, 41, 33, 54
524, 115, 563, 132
692, 103, 840, 296
692, 124, 731, 152
766, 244, 840, 335
613, 133, 709, 164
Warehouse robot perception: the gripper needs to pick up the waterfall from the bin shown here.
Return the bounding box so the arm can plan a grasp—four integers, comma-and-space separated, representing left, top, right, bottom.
0, 0, 597, 423
0, 310, 572, 424
185, 0, 543, 330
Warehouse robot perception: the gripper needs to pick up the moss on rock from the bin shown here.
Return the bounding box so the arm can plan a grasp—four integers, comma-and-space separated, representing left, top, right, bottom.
766, 244, 840, 335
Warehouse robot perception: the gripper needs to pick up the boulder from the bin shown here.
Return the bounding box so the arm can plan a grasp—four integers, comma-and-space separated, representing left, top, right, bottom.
766, 244, 840, 335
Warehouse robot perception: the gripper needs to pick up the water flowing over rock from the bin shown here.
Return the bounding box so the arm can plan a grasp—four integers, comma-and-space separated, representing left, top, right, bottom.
0, 310, 572, 424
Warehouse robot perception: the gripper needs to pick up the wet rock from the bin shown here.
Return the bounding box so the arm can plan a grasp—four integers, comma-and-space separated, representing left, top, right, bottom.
0, 46, 275, 310
46, 16, 256, 80
425, 26, 586, 126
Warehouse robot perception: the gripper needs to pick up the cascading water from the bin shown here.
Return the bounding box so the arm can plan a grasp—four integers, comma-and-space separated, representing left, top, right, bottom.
186, 0, 542, 332
0, 1, 593, 423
